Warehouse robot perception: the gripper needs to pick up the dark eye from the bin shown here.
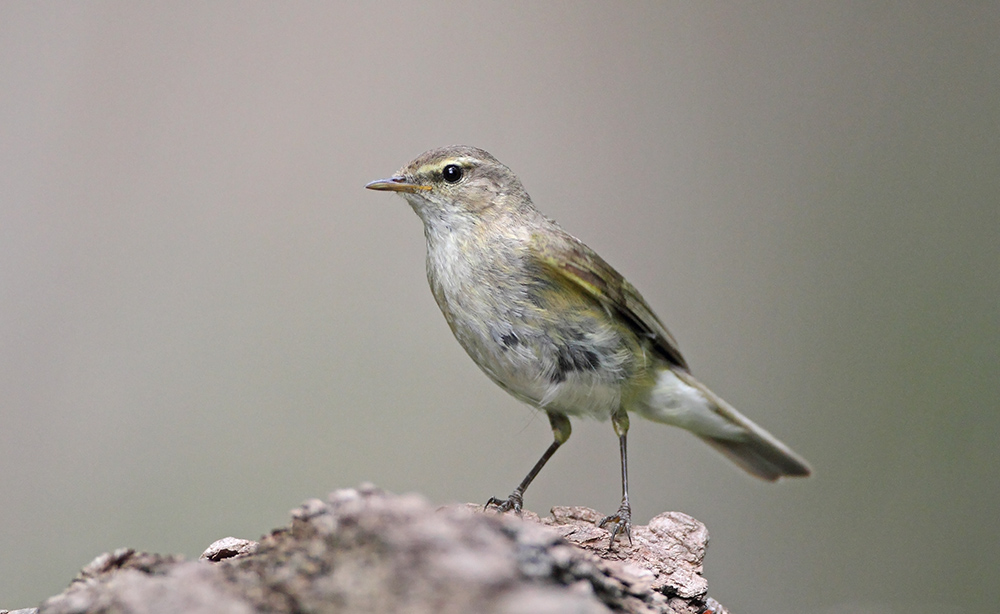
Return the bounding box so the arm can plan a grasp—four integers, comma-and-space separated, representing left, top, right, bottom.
442, 164, 464, 183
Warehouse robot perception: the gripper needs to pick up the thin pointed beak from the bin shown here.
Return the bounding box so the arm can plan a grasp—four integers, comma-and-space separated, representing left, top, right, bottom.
365, 176, 432, 193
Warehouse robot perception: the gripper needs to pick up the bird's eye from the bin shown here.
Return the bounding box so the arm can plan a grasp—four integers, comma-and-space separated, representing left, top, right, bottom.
442, 164, 464, 184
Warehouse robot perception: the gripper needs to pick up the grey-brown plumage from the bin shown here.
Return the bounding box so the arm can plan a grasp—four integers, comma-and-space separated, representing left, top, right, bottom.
366, 145, 811, 546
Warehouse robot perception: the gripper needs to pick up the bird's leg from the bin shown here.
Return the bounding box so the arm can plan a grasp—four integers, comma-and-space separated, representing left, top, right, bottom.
486, 412, 571, 514
599, 408, 632, 549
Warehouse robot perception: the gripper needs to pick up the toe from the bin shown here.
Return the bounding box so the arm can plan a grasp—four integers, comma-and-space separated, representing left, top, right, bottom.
485, 493, 523, 514
598, 505, 633, 548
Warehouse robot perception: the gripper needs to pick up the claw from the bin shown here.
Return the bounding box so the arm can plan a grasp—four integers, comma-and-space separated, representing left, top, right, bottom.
485, 491, 523, 515
598, 503, 632, 549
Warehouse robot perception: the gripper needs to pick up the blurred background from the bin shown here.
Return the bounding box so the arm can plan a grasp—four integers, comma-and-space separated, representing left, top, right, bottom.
2, 2, 997, 612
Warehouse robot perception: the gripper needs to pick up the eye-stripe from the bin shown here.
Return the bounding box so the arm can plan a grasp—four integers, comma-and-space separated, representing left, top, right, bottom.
416, 157, 476, 176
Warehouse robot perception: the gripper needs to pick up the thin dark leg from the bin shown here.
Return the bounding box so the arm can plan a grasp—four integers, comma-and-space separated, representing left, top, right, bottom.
486, 412, 571, 514
599, 408, 632, 548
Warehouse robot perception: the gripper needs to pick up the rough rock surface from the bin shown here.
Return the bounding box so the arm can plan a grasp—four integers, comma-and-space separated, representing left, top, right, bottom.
13, 485, 730, 614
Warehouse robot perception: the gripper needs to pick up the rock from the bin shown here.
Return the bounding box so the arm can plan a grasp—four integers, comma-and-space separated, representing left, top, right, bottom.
26, 485, 728, 614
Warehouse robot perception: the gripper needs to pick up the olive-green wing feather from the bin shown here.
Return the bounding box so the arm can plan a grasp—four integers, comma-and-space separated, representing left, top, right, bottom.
530, 232, 689, 371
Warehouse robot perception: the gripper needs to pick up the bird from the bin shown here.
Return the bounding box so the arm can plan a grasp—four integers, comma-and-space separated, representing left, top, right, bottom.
365, 145, 811, 546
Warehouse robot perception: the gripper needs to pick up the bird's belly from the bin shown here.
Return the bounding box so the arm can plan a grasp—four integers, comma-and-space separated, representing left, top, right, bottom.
462, 330, 626, 421
428, 252, 633, 421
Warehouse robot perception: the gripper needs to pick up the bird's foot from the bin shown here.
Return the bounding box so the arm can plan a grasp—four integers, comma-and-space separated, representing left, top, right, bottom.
485, 490, 523, 515
598, 501, 632, 549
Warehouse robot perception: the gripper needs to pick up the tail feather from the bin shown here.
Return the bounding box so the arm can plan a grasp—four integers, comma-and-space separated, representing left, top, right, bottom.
698, 433, 811, 481
669, 370, 812, 481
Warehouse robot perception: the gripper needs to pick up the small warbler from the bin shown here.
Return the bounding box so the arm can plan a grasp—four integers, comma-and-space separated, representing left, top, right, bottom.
366, 145, 810, 545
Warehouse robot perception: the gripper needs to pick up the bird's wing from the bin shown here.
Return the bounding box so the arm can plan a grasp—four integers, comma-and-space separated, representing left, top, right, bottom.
529, 231, 689, 371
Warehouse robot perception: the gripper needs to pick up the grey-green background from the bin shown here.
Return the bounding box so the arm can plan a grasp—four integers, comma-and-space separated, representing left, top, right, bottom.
2, 3, 997, 612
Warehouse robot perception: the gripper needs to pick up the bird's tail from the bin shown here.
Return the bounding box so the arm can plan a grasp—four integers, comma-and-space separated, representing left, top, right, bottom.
637, 369, 812, 481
